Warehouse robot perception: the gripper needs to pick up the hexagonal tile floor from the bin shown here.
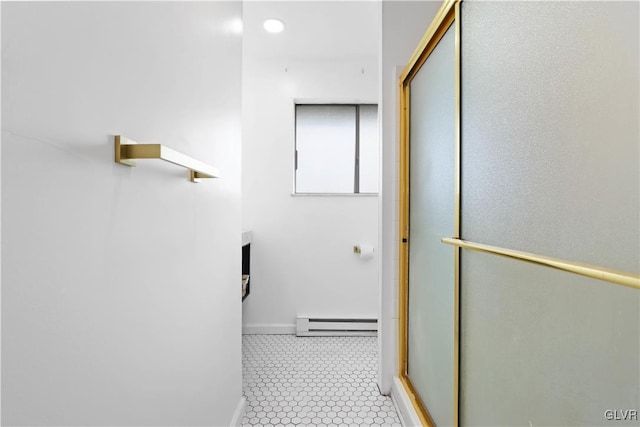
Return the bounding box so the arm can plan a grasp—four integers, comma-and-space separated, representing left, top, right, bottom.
242, 335, 402, 427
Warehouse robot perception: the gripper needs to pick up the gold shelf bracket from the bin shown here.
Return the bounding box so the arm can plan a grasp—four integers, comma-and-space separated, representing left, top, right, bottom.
114, 135, 220, 183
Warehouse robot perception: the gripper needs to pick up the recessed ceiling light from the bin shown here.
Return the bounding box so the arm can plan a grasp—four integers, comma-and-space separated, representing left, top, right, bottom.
263, 18, 285, 34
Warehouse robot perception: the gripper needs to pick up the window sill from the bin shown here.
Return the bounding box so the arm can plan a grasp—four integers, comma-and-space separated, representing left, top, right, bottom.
291, 193, 379, 197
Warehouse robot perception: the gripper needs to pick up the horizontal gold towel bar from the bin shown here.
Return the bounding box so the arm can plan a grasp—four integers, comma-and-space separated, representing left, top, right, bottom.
115, 135, 220, 183
441, 237, 640, 290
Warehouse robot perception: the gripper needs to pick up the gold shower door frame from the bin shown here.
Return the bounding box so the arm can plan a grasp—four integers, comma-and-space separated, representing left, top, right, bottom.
398, 1, 640, 424
398, 0, 461, 425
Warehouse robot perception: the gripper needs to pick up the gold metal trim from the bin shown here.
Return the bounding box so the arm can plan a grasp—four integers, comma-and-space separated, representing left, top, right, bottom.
442, 238, 640, 290
453, 2, 461, 425
398, 81, 410, 379
114, 135, 220, 183
399, 375, 435, 427
400, 0, 458, 84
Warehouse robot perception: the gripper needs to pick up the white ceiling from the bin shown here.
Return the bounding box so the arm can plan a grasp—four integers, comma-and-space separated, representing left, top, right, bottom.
243, 1, 380, 62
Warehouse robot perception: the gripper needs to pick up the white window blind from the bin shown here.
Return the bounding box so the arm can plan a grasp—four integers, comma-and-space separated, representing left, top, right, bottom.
295, 104, 378, 194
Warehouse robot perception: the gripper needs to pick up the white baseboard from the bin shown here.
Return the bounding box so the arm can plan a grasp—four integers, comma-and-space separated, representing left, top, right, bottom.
242, 323, 296, 335
391, 377, 422, 427
229, 396, 246, 427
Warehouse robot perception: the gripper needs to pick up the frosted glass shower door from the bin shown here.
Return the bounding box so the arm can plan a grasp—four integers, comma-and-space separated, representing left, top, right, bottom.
458, 2, 640, 425
406, 24, 456, 426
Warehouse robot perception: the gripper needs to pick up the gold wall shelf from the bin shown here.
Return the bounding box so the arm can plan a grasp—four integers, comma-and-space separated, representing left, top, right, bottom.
114, 135, 220, 183
442, 237, 640, 290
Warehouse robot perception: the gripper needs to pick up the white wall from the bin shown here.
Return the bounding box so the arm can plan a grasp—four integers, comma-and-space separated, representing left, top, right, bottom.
378, 0, 442, 394
1, 2, 243, 425
241, 4, 379, 333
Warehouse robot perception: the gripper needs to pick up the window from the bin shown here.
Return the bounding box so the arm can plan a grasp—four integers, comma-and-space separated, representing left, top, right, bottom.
295, 104, 379, 194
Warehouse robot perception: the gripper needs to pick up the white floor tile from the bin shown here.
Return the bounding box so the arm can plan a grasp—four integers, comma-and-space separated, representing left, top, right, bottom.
242, 335, 401, 427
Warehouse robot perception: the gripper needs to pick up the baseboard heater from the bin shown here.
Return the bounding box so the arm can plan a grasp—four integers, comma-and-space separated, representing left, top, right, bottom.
296, 316, 378, 337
